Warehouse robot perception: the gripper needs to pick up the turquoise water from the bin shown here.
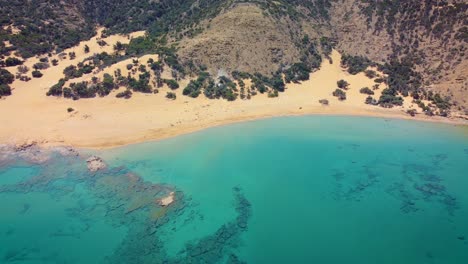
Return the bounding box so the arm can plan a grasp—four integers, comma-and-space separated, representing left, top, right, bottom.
1, 116, 468, 263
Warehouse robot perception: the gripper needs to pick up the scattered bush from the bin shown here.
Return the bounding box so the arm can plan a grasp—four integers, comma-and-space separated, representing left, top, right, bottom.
341, 54, 372, 74
365, 96, 378, 105
47, 79, 66, 96
116, 90, 132, 99
33, 62, 50, 70
333, 89, 346, 100
359, 87, 374, 95
32, 70, 43, 78
406, 109, 417, 117
0, 69, 15, 85
67, 107, 74, 113
319, 99, 329, 105
166, 92, 176, 100
0, 84, 12, 97
364, 70, 377, 78
164, 79, 179, 90
17, 65, 29, 74
337, 79, 349, 90
5, 57, 23, 67
378, 88, 403, 107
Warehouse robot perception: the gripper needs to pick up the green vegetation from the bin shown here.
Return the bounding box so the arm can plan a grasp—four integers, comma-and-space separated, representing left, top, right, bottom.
5, 57, 23, 67
378, 88, 403, 107
365, 96, 377, 105
164, 79, 179, 90
341, 54, 372, 75
337, 80, 349, 90
204, 75, 238, 101
284, 63, 310, 83
364, 70, 377, 79
333, 89, 346, 100
359, 87, 374, 95
0, 68, 14, 97
67, 107, 74, 113
47, 79, 66, 96
31, 70, 43, 78
166, 92, 176, 100
319, 99, 329, 105
116, 90, 132, 99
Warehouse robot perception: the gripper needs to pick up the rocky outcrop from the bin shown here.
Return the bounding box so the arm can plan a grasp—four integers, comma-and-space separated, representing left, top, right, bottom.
86, 156, 107, 172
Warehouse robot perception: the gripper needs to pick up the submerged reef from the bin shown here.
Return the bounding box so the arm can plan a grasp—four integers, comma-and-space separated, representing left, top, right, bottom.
0, 145, 252, 263
331, 151, 459, 216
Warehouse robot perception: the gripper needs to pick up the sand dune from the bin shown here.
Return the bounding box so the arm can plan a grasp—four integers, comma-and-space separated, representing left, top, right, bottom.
0, 30, 465, 149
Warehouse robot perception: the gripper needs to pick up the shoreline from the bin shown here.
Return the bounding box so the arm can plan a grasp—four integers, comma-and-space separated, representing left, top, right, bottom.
1, 33, 467, 150
31, 110, 468, 150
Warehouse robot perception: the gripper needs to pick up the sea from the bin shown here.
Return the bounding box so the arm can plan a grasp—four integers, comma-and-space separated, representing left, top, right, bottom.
1, 116, 467, 263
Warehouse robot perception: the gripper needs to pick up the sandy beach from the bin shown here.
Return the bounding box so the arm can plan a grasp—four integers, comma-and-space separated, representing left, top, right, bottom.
1, 30, 466, 149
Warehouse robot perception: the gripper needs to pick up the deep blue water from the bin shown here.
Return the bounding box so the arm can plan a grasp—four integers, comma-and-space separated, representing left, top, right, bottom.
1, 116, 468, 263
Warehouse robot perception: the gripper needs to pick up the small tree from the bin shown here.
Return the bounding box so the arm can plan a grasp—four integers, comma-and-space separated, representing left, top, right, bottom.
365, 96, 377, 105
84, 45, 90, 53
319, 99, 329, 105
17, 65, 29, 74
333, 89, 346, 100
32, 70, 43, 78
166, 92, 176, 100
359, 87, 374, 95
164, 79, 179, 90
337, 79, 349, 90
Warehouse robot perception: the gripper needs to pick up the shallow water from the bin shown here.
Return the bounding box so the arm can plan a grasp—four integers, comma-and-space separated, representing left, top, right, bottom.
1, 116, 468, 263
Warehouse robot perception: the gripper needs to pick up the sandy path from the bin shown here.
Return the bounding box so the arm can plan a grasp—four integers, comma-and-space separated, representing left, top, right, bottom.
0, 32, 466, 149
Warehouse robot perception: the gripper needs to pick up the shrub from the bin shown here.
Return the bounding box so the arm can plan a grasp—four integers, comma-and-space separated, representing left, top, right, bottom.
47, 79, 66, 96
63, 88, 73, 98
337, 79, 349, 89
359, 87, 374, 95
341, 54, 372, 74
67, 107, 74, 113
5, 57, 23, 67
365, 96, 377, 105
268, 90, 279, 98
0, 69, 15, 85
32, 70, 43, 78
378, 88, 404, 107
364, 70, 377, 79
116, 90, 132, 99
166, 92, 176, 100
333, 89, 346, 100
406, 109, 417, 117
374, 77, 385, 83
164, 79, 179, 90
319, 99, 329, 105
0, 84, 12, 97
33, 62, 49, 70
17, 65, 29, 74
284, 62, 311, 83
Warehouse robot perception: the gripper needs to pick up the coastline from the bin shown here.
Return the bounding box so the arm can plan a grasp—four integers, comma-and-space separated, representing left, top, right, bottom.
72, 111, 468, 150
3, 108, 465, 151
1, 32, 466, 150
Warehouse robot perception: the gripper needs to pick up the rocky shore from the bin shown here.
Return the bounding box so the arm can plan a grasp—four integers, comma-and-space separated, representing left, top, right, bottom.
0, 141, 106, 173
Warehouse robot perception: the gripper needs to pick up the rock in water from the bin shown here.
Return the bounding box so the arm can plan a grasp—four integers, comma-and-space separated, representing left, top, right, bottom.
86, 156, 107, 172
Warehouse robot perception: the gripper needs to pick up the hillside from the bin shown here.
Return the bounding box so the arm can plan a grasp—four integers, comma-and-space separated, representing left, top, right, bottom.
0, 0, 467, 116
